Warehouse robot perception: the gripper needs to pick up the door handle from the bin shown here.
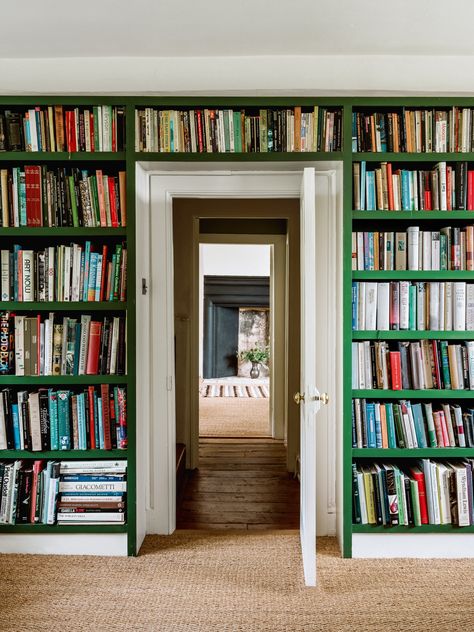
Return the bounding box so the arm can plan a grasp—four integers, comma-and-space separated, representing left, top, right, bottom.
318, 392, 329, 405
294, 391, 329, 406
293, 392, 305, 405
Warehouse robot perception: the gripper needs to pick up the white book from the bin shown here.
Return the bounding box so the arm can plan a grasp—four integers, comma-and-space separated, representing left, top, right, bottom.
0, 464, 12, 523
377, 282, 390, 330
357, 343, 365, 389
438, 283, 445, 331
422, 460, 434, 524
228, 110, 235, 152
47, 477, 59, 525
28, 109, 39, 151
44, 318, 52, 376
364, 340, 372, 390
109, 317, 120, 374
357, 232, 364, 270
352, 233, 357, 271
63, 246, 71, 302
453, 405, 466, 448
402, 409, 415, 449
437, 463, 451, 524
445, 282, 453, 331
429, 282, 440, 330
11, 169, 19, 227
1, 250, 10, 301
364, 283, 377, 330
462, 109, 470, 153
22, 250, 34, 302
57, 512, 125, 523
59, 481, 127, 493
466, 341, 474, 390
405, 402, 418, 448
189, 111, 197, 153
422, 231, 431, 270
354, 399, 363, 449
358, 282, 366, 330
450, 463, 470, 526
59, 460, 127, 472
399, 281, 410, 330
407, 226, 420, 270
47, 246, 55, 301
431, 231, 440, 270
84, 111, 91, 152
29, 392, 42, 451
95, 255, 103, 302
39, 323, 45, 376
467, 284, 474, 330
437, 162, 447, 210
357, 472, 368, 524
102, 106, 111, 152
5, 461, 22, 524
416, 282, 426, 331
0, 394, 7, 450
78, 315, 91, 375
441, 403, 456, 447
59, 496, 125, 503
453, 282, 467, 331
352, 343, 359, 389
14, 315, 25, 375
71, 245, 82, 302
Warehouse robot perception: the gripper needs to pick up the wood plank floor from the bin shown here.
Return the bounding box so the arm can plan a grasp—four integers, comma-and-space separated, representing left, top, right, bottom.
177, 439, 300, 530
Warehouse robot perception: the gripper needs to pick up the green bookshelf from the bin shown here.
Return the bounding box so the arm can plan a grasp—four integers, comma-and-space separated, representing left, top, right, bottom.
352, 271, 474, 280
352, 331, 474, 340
353, 389, 474, 399
352, 524, 474, 533
352, 211, 474, 221
0, 152, 126, 162
0, 302, 127, 311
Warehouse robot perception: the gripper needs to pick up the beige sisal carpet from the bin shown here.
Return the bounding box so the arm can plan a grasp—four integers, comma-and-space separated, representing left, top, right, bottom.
199, 396, 270, 437
1, 533, 474, 631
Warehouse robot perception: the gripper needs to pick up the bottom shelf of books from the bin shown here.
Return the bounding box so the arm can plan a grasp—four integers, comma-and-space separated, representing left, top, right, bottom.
352, 458, 474, 529
0, 458, 127, 528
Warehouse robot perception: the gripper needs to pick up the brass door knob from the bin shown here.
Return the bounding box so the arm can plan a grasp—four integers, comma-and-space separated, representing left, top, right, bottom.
318, 392, 329, 405
293, 392, 305, 405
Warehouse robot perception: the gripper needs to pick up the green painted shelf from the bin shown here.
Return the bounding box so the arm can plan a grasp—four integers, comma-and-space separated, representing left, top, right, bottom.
0, 375, 128, 385
0, 524, 127, 534
352, 524, 474, 533
352, 330, 474, 340
352, 271, 474, 280
0, 449, 127, 459
352, 211, 474, 220
0, 152, 125, 162
0, 228, 126, 237
0, 301, 127, 311
134, 151, 342, 162
352, 389, 474, 399
353, 448, 474, 458
353, 152, 474, 162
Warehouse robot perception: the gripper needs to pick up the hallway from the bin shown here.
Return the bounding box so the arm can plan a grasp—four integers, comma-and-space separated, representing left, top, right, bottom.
177, 439, 300, 529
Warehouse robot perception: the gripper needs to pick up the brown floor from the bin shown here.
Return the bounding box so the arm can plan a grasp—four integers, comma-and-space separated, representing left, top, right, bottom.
177, 439, 300, 529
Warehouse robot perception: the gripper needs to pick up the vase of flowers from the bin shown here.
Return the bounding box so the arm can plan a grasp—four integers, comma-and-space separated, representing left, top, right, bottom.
238, 346, 270, 379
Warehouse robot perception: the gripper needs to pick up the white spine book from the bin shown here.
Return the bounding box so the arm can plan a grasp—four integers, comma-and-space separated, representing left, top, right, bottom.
59, 459, 127, 472
407, 226, 420, 271
357, 472, 368, 524
189, 111, 197, 153
352, 343, 359, 389
47, 246, 55, 301
358, 282, 366, 330
1, 250, 10, 301
453, 282, 467, 331
84, 111, 91, 152
44, 318, 52, 376
358, 343, 366, 389
17, 391, 26, 450
71, 245, 81, 302
354, 399, 363, 449
437, 162, 447, 210
109, 316, 120, 375
352, 233, 357, 271
28, 109, 38, 151
0, 393, 7, 450
445, 282, 453, 331
466, 341, 474, 390
467, 284, 474, 330
47, 478, 59, 525
377, 282, 390, 330
63, 246, 71, 302
399, 281, 410, 330
29, 391, 42, 451
78, 315, 91, 375
422, 231, 432, 271
453, 405, 466, 448
357, 232, 364, 270
416, 342, 426, 389
364, 283, 377, 330
11, 169, 19, 227
456, 346, 465, 390
102, 106, 110, 152
416, 282, 426, 331
14, 315, 25, 376
453, 464, 470, 526
39, 322, 45, 376
6, 461, 22, 524
22, 250, 34, 302
431, 231, 441, 270
430, 461, 441, 525
429, 282, 440, 330
437, 464, 451, 524
228, 110, 235, 152
438, 283, 445, 331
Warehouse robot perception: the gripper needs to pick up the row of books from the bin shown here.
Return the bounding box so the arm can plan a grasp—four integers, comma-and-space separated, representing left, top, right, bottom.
352, 227, 474, 271
353, 459, 474, 527
351, 108, 474, 153
0, 313, 126, 376
135, 107, 343, 153
0, 167, 126, 228
352, 339, 474, 391
352, 281, 474, 332
352, 399, 473, 449
0, 460, 126, 525
0, 106, 125, 153
0, 385, 127, 452
1, 243, 127, 303
353, 162, 474, 212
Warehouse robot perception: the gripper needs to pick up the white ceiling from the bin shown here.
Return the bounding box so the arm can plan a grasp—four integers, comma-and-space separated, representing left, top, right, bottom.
3, 0, 474, 58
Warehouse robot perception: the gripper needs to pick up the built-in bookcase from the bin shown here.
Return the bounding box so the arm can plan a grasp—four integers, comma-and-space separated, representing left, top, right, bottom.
345, 99, 474, 557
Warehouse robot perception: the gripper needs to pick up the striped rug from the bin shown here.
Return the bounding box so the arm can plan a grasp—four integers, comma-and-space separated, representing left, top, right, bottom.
200, 381, 269, 399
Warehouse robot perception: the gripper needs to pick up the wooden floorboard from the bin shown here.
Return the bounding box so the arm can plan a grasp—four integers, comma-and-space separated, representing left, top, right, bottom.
177, 439, 300, 530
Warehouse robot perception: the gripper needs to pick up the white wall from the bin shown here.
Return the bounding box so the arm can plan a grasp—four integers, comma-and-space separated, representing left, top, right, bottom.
199, 244, 271, 376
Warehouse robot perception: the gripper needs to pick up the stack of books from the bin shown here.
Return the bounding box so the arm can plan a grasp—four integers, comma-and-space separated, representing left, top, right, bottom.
57, 460, 127, 525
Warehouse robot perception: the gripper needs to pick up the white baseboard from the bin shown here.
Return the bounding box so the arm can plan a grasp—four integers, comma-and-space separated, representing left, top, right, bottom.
0, 534, 128, 556
353, 533, 474, 558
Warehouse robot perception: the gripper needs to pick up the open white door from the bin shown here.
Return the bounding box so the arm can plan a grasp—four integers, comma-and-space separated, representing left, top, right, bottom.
296, 167, 328, 586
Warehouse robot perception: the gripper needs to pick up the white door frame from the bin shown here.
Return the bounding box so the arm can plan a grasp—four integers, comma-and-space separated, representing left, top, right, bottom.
199, 233, 287, 441
135, 164, 340, 538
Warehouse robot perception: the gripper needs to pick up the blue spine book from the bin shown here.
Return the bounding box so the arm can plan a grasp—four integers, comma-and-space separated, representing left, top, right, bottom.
360, 161, 366, 211
109, 254, 117, 301
385, 403, 397, 448
352, 282, 358, 330
367, 232, 375, 270
366, 171, 376, 210
366, 402, 377, 448
19, 170, 27, 227
87, 252, 98, 300
77, 392, 87, 450
82, 241, 91, 301
411, 403, 428, 448
73, 322, 81, 376
48, 390, 59, 451
379, 117, 387, 152
11, 404, 21, 450
98, 397, 105, 450
93, 390, 100, 448
13, 245, 20, 299
401, 170, 410, 210
57, 390, 71, 450
374, 404, 382, 448
95, 254, 103, 301
170, 118, 174, 152
35, 110, 42, 151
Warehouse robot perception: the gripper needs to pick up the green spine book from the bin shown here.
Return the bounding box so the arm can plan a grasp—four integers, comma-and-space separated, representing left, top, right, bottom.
93, 106, 100, 151
439, 340, 451, 389
385, 403, 397, 448
259, 109, 268, 152
392, 404, 406, 448
410, 478, 422, 526
423, 402, 438, 447
440, 233, 448, 270
68, 175, 79, 227
89, 176, 101, 225
394, 466, 405, 525
223, 111, 230, 153
48, 390, 59, 451
57, 390, 71, 450
233, 112, 242, 153
409, 285, 417, 330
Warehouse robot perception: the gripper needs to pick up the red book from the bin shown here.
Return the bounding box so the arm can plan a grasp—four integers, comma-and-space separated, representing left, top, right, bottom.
90, 112, 95, 152
431, 340, 442, 389
447, 166, 452, 211
424, 190, 432, 211
17, 250, 23, 301
100, 245, 108, 301
410, 467, 429, 524
86, 321, 102, 375
386, 162, 394, 210
468, 171, 474, 211
196, 110, 204, 152
101, 384, 112, 450
112, 112, 116, 153
30, 460, 45, 523
25, 166, 42, 227
438, 410, 450, 447
432, 411, 445, 447
88, 386, 96, 450
389, 352, 402, 390
37, 315, 41, 375
108, 177, 119, 228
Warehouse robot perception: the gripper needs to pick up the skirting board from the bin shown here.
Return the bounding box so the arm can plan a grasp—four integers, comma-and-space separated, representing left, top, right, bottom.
0, 534, 128, 556
353, 534, 474, 558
